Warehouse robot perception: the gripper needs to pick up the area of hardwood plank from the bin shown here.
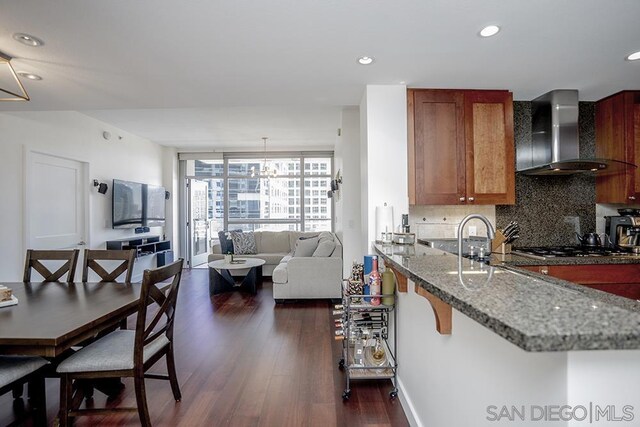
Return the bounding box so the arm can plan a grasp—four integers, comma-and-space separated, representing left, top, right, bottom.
0, 269, 408, 426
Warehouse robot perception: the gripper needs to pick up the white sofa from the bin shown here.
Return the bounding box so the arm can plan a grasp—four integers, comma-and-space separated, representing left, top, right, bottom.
208, 230, 343, 301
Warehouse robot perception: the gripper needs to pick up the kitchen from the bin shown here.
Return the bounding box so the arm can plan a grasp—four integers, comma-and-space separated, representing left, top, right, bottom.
356, 85, 640, 426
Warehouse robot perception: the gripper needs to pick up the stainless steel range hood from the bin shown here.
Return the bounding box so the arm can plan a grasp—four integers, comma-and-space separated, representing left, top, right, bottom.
516, 89, 633, 175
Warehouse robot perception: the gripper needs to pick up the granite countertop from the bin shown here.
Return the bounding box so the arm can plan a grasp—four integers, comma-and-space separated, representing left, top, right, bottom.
375, 243, 640, 352
491, 252, 640, 266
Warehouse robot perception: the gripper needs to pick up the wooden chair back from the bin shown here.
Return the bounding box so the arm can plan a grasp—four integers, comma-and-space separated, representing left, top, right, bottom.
82, 249, 136, 283
23, 249, 80, 283
134, 259, 184, 366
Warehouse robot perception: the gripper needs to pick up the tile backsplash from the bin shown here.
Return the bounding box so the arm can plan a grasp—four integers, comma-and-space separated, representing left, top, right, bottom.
409, 205, 496, 239
495, 101, 596, 247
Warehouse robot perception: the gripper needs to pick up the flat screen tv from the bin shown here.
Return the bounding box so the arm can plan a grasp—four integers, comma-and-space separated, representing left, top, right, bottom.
144, 184, 166, 226
112, 179, 144, 228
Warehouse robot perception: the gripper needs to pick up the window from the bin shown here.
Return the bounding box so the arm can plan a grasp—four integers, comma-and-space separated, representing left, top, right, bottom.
186, 155, 331, 234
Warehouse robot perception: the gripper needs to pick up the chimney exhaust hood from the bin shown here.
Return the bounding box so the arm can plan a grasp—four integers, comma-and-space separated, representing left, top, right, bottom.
516, 89, 634, 175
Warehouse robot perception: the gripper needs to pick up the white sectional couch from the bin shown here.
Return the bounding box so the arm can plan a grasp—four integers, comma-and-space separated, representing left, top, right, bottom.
208, 230, 343, 301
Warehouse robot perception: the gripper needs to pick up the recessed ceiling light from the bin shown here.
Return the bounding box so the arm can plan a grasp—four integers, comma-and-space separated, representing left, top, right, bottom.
12, 33, 44, 47
357, 56, 374, 65
627, 51, 640, 61
17, 72, 42, 81
479, 25, 500, 37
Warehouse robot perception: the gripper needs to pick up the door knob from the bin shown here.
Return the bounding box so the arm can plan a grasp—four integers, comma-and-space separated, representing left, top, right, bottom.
468, 197, 475, 202
77, 241, 86, 246
629, 196, 636, 201
459, 196, 466, 202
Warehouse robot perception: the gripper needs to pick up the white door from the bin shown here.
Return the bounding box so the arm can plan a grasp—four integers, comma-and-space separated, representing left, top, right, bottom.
26, 152, 88, 279
188, 179, 210, 267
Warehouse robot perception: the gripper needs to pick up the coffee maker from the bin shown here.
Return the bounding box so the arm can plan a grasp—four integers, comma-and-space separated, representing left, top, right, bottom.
605, 214, 640, 250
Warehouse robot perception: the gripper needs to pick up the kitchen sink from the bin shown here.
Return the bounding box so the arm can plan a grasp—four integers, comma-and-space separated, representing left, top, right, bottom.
417, 237, 491, 256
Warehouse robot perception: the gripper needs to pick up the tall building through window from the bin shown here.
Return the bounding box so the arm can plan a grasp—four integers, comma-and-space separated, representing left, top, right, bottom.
185, 154, 333, 234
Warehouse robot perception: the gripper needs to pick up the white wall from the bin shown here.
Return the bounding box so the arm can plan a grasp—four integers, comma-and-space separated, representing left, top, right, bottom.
360, 85, 409, 251
395, 280, 568, 427
334, 106, 362, 272
567, 351, 640, 427
162, 146, 180, 258
0, 111, 167, 281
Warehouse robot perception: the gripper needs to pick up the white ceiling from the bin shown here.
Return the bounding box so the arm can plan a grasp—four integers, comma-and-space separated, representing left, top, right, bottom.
1, 0, 639, 148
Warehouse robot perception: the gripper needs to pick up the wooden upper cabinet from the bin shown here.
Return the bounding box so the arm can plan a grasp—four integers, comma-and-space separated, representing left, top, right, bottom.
408, 89, 515, 205
409, 90, 465, 205
595, 91, 640, 204
464, 90, 515, 205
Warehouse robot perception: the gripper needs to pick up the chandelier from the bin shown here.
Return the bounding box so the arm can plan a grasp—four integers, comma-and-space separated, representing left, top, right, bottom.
0, 51, 30, 101
251, 137, 278, 178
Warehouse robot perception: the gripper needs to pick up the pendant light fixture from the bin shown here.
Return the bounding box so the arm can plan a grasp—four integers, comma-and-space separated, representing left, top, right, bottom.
251, 137, 278, 178
0, 51, 30, 101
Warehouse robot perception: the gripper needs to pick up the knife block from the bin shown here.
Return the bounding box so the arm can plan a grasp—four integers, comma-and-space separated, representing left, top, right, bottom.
491, 230, 512, 254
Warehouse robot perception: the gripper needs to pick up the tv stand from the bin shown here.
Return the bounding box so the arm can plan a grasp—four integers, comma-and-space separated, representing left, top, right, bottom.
105, 236, 173, 266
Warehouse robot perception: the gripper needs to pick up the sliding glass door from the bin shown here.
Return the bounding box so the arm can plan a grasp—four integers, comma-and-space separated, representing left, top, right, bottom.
181, 153, 332, 268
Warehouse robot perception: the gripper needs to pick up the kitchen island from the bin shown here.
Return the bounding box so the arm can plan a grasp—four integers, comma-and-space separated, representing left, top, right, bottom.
374, 243, 640, 427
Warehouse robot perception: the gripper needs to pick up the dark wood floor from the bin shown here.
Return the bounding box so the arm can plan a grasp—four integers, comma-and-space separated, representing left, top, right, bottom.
1, 269, 408, 426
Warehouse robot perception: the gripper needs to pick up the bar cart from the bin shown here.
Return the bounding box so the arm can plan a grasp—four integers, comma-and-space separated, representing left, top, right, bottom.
336, 280, 398, 400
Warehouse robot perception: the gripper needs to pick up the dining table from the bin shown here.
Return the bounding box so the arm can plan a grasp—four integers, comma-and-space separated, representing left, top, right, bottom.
0, 281, 155, 358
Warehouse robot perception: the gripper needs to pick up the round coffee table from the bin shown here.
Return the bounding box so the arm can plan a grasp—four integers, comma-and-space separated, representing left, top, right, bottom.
208, 258, 266, 295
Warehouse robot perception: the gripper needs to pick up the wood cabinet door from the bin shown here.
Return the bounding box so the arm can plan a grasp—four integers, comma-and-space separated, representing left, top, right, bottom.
409, 89, 465, 205
595, 92, 632, 203
595, 91, 640, 204
520, 263, 640, 300
463, 90, 515, 205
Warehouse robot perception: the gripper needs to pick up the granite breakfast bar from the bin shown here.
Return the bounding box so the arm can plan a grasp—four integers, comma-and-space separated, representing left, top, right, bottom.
374, 243, 640, 427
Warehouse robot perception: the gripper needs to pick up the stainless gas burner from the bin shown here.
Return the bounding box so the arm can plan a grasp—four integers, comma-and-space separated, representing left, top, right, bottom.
512, 246, 631, 260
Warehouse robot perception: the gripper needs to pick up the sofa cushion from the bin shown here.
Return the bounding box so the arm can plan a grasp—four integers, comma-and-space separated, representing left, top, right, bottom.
256, 231, 291, 253
272, 263, 288, 284
230, 231, 257, 255
313, 239, 336, 257
288, 232, 322, 251
318, 231, 333, 242
293, 237, 318, 257
237, 253, 288, 265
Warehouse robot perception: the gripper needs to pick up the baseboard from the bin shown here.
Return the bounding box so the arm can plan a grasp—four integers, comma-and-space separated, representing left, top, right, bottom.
397, 376, 423, 427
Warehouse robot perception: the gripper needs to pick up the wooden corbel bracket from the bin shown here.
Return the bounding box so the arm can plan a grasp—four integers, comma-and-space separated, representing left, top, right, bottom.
415, 284, 452, 335
388, 266, 408, 293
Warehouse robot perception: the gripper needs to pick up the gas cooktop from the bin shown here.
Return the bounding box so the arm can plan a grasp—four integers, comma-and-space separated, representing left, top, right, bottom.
511, 246, 633, 260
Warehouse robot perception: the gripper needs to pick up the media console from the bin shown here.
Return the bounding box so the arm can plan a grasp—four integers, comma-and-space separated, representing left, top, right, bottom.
105, 236, 173, 266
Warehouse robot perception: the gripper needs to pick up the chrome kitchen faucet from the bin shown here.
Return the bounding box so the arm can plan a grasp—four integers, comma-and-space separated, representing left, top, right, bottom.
457, 214, 496, 260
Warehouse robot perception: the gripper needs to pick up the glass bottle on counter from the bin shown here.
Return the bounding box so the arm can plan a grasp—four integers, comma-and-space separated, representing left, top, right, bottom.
369, 256, 381, 306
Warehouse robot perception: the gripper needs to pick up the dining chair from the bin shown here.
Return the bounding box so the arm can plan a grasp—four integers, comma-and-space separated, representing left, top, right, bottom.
56, 258, 184, 427
23, 249, 80, 283
82, 249, 136, 283
0, 356, 49, 426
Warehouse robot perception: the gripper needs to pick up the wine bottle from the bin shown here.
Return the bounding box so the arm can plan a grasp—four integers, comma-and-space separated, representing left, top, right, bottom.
369, 256, 381, 306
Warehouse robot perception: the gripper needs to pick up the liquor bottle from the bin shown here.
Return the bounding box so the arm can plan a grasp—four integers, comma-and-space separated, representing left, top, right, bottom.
369, 256, 381, 306
381, 267, 395, 306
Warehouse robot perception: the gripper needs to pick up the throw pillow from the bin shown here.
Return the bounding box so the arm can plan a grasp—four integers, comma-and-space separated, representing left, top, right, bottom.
317, 231, 333, 243
293, 236, 319, 257
230, 231, 257, 255
313, 239, 336, 257
218, 230, 242, 254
